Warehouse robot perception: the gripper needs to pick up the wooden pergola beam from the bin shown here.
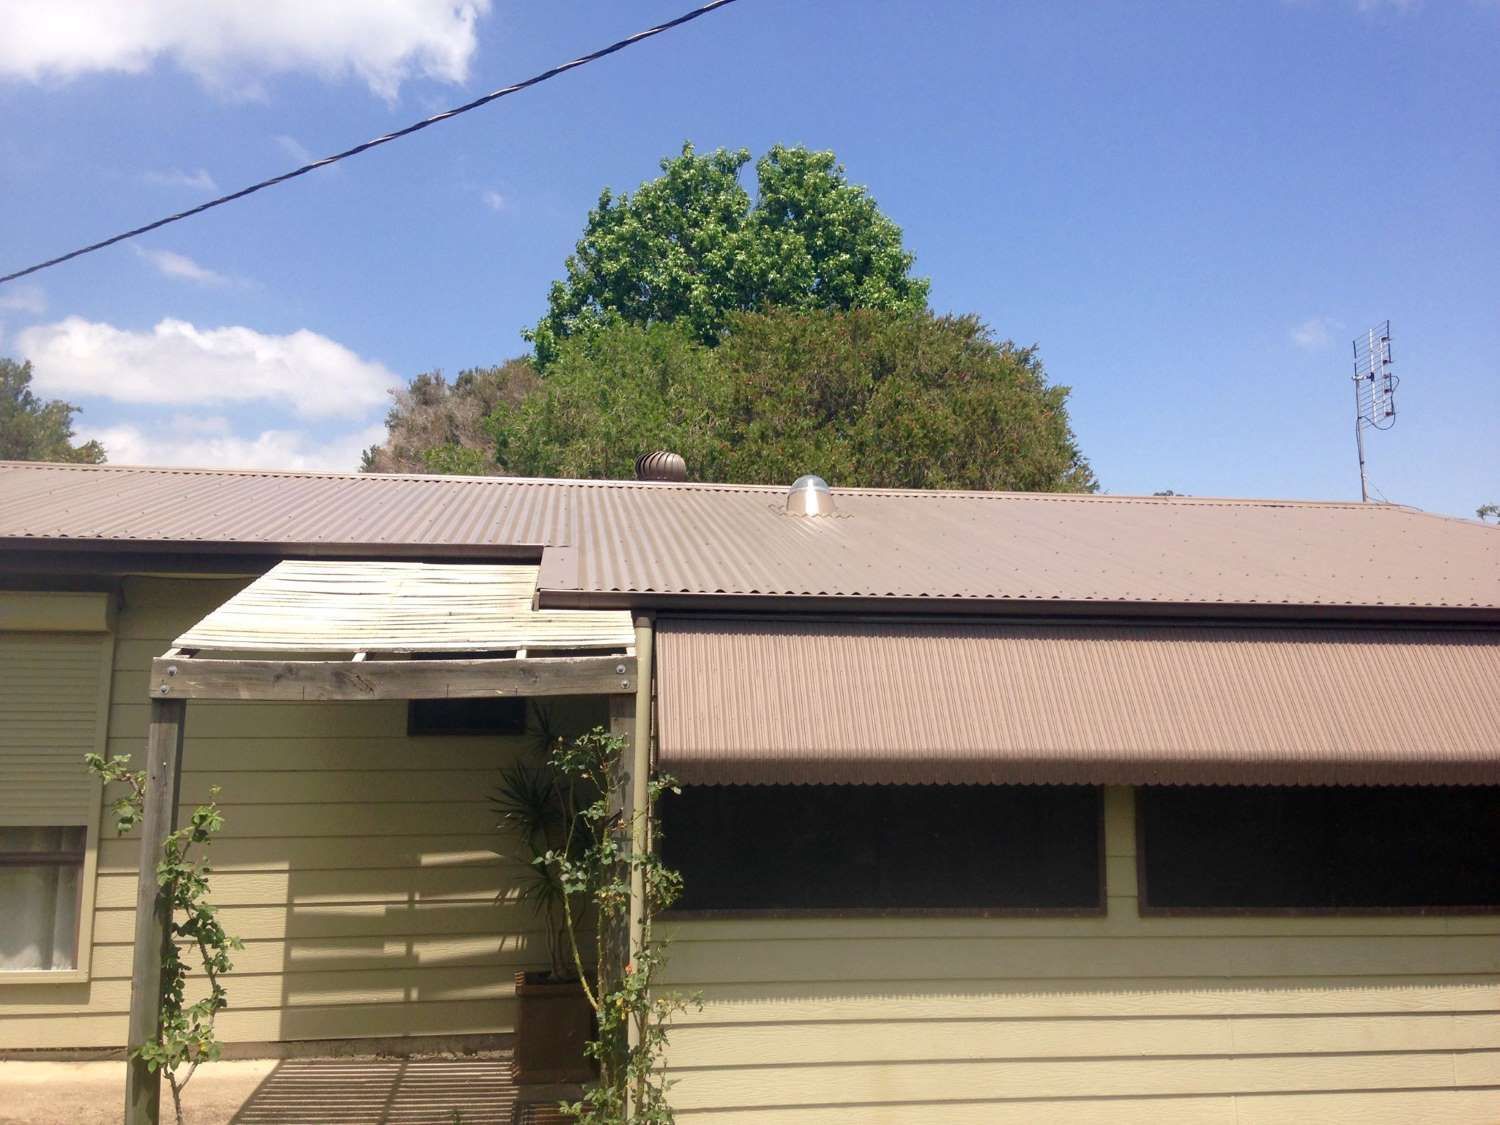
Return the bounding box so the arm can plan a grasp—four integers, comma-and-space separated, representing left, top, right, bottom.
150, 652, 636, 701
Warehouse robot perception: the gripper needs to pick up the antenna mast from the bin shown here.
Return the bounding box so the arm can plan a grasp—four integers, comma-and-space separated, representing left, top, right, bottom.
1350, 320, 1397, 502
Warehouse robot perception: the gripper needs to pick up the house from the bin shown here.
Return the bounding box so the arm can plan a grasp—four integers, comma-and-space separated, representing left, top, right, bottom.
2, 458, 1499, 1123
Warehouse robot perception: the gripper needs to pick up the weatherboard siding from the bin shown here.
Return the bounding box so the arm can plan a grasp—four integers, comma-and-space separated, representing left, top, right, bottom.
5, 577, 1500, 1124
657, 786, 1500, 1123
0, 576, 589, 1049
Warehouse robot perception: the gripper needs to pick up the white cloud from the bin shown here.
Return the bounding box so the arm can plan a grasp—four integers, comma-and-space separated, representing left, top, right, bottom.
480, 189, 506, 212
133, 246, 236, 286
18, 317, 399, 419
0, 283, 47, 316
1291, 316, 1341, 350
142, 168, 218, 192
79, 415, 385, 472
0, 1, 491, 100
274, 134, 317, 164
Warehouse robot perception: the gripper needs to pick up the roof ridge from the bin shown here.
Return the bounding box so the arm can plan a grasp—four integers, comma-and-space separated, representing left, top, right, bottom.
0, 459, 1419, 511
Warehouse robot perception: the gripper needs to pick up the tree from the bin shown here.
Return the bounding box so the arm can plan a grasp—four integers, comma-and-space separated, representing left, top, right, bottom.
490, 309, 1096, 493
526, 144, 930, 368
0, 357, 106, 463
1479, 503, 1499, 523
361, 358, 537, 475
491, 323, 730, 482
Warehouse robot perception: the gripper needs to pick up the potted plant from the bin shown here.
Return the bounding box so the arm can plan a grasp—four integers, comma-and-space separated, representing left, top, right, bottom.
493, 747, 596, 1085
498, 718, 697, 1118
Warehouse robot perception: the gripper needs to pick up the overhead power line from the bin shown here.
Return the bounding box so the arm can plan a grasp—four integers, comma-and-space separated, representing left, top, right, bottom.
0, 0, 742, 286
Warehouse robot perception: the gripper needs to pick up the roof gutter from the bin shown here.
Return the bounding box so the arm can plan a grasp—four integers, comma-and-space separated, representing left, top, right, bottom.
535, 589, 1500, 627
0, 540, 546, 573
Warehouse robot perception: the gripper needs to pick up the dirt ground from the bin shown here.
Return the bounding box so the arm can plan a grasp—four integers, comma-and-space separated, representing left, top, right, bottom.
0, 1059, 276, 1125
0, 1055, 533, 1124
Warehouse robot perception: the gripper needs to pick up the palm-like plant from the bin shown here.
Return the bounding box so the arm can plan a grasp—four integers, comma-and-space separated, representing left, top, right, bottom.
493, 709, 576, 980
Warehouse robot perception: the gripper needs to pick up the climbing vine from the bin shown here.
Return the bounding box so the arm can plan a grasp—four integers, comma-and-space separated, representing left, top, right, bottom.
539, 727, 698, 1123
85, 753, 242, 1125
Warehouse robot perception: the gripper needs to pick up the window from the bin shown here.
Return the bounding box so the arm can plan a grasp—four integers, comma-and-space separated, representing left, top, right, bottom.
405, 652, 529, 735
0, 827, 86, 971
660, 784, 1102, 914
1138, 786, 1500, 914
408, 696, 527, 736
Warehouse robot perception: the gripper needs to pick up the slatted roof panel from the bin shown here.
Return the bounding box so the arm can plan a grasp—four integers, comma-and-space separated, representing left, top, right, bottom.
173, 560, 634, 655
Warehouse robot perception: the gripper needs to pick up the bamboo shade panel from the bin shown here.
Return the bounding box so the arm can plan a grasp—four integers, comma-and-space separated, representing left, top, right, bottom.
174, 560, 634, 654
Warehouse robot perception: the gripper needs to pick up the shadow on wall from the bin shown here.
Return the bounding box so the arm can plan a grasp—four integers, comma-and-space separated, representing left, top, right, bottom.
249, 701, 607, 1059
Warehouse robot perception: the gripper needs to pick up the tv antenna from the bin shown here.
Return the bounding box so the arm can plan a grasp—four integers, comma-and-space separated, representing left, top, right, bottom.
1350, 320, 1397, 502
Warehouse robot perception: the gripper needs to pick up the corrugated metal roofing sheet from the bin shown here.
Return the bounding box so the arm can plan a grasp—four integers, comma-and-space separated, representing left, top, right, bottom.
3, 461, 1497, 613
549, 484, 1500, 611
174, 561, 634, 654
655, 617, 1500, 786
0, 462, 570, 551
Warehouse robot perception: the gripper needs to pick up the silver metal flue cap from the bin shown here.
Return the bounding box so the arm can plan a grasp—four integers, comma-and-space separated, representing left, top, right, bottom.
786, 474, 835, 517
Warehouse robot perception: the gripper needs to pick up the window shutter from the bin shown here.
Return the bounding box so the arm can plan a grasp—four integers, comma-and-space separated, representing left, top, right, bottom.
0, 631, 111, 824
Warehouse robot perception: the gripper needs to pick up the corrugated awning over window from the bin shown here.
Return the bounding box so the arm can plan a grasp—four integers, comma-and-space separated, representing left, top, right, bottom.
655, 618, 1500, 786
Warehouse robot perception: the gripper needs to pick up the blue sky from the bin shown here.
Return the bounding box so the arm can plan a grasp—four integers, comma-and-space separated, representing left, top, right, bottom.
0, 0, 1495, 517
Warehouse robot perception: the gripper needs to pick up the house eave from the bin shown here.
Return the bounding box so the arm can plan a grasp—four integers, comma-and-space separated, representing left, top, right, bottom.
534, 588, 1500, 627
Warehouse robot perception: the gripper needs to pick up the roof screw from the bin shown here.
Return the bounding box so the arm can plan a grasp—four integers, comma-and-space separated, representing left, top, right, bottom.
166, 665, 178, 677
615, 663, 626, 674
157, 683, 170, 695
620, 680, 630, 689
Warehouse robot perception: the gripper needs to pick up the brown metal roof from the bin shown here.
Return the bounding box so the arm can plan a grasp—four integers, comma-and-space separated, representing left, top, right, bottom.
2, 461, 1497, 616
655, 617, 1500, 786
0, 461, 569, 554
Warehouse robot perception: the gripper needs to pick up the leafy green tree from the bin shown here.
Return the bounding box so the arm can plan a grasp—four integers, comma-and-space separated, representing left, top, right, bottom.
361, 358, 537, 475
492, 323, 730, 482
492, 310, 1096, 493
0, 357, 105, 463
1478, 503, 1499, 523
526, 144, 929, 368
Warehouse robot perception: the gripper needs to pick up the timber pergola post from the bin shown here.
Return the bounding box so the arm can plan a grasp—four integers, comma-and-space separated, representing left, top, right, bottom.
122, 646, 638, 1124
123, 697, 186, 1125
616, 612, 655, 1120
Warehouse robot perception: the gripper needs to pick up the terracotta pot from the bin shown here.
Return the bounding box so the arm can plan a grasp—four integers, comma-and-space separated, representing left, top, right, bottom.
511, 970, 596, 1084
